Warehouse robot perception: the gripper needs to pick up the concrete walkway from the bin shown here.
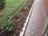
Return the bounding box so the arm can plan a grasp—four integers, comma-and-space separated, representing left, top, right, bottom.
24, 0, 48, 36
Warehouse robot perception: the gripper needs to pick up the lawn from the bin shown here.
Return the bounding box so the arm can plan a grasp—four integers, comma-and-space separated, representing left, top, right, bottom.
0, 0, 28, 31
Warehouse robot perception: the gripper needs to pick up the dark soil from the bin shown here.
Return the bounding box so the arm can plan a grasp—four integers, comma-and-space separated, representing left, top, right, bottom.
12, 1, 32, 36
0, 0, 33, 36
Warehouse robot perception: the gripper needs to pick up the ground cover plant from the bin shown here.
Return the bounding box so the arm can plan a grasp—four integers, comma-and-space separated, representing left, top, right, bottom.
0, 0, 28, 32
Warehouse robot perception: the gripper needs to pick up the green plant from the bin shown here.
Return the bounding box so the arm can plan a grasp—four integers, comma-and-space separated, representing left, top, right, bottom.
0, 0, 5, 9
0, 0, 28, 32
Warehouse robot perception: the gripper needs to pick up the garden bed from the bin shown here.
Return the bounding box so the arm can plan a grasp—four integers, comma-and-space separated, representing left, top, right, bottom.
0, 0, 33, 36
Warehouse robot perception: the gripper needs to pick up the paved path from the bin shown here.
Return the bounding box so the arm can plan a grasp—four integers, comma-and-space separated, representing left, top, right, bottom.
24, 0, 48, 36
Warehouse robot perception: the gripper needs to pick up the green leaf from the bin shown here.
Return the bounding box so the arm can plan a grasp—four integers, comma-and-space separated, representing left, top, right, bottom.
0, 0, 28, 31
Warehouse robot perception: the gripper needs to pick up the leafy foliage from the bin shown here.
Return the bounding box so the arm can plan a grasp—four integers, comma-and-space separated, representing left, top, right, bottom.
0, 0, 5, 9
0, 0, 28, 31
